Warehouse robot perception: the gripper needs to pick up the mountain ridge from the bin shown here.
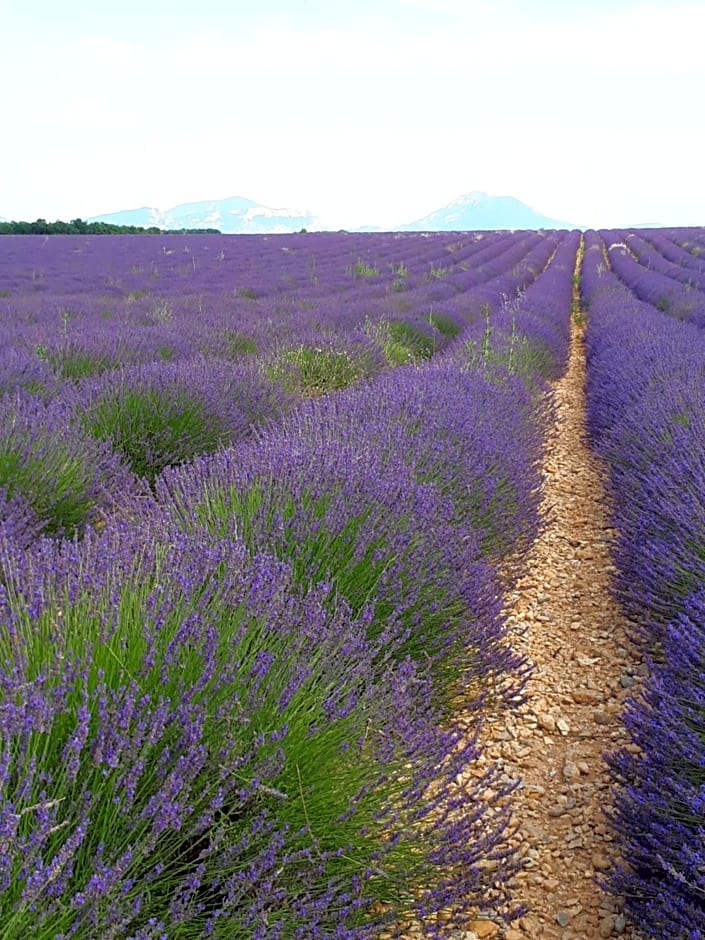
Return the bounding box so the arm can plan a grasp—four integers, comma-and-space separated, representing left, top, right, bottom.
88, 191, 574, 233
87, 196, 319, 234
395, 191, 572, 231
0, 193, 576, 233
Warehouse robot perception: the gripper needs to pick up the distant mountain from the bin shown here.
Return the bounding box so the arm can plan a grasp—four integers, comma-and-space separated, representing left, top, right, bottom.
87, 206, 163, 229
3, 190, 573, 235
88, 196, 320, 234
397, 192, 572, 231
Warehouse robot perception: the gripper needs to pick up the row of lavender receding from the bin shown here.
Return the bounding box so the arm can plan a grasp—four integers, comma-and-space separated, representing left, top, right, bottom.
0, 229, 577, 937
602, 228, 705, 328
0, 231, 559, 541
0, 230, 552, 396
583, 228, 705, 937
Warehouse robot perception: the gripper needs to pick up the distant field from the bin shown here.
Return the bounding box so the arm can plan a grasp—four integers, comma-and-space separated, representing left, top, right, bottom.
1, 227, 704, 937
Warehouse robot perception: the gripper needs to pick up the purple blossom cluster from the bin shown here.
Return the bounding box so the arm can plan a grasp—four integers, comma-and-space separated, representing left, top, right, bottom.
583, 229, 705, 936
637, 229, 705, 274
2, 517, 521, 937
156, 362, 529, 703
622, 231, 705, 293
0, 229, 578, 935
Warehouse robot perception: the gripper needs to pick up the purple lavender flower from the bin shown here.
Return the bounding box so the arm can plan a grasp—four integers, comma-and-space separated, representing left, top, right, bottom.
0, 514, 520, 936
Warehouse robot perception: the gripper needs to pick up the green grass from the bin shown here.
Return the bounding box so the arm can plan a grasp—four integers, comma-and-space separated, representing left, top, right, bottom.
0, 440, 94, 537
346, 258, 379, 278
236, 287, 259, 299
464, 333, 552, 384
428, 311, 462, 338
46, 348, 119, 381
382, 321, 436, 365
84, 389, 229, 484
222, 330, 259, 357
266, 345, 371, 396
426, 263, 448, 280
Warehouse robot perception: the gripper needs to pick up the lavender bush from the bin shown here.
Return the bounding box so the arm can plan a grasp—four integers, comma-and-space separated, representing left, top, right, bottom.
0, 392, 144, 539
0, 228, 584, 935
0, 515, 520, 938
156, 415, 519, 705
583, 229, 705, 935
66, 358, 286, 486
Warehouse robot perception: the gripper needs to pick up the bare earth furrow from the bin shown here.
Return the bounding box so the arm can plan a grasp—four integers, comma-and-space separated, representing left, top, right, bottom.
482, 316, 645, 940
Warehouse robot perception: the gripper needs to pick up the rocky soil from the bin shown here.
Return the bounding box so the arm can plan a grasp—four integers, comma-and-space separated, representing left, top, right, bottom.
465, 317, 646, 940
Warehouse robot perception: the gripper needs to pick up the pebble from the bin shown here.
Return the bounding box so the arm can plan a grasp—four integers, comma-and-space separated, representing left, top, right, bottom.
467, 920, 499, 938
518, 914, 541, 934
537, 712, 556, 733
484, 326, 642, 940
572, 689, 599, 704
563, 759, 580, 780
592, 852, 611, 871
547, 803, 568, 817
599, 917, 614, 938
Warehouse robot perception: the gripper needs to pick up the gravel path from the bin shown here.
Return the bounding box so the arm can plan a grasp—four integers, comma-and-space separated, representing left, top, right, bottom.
477, 315, 645, 940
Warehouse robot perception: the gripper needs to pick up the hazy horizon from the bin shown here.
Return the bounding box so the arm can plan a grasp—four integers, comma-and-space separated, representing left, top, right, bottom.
2, 0, 704, 230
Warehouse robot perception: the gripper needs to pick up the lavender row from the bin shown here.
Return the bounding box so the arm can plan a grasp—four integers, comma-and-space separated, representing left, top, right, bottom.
0, 231, 552, 401
0, 232, 578, 936
639, 229, 705, 276
0, 370, 532, 933
453, 230, 578, 383
0, 228, 569, 549
677, 229, 705, 257
611, 229, 705, 296
0, 230, 537, 301
582, 229, 705, 936
3, 514, 520, 938
600, 229, 705, 328
0, 232, 560, 540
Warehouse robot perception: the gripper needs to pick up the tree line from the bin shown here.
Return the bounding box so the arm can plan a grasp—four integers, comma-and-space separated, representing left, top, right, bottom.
0, 218, 221, 235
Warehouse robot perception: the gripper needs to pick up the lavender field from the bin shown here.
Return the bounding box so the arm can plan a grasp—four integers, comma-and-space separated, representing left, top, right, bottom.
1, 227, 704, 938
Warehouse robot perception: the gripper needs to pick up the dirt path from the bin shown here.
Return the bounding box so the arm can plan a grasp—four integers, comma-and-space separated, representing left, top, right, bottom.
477, 314, 644, 940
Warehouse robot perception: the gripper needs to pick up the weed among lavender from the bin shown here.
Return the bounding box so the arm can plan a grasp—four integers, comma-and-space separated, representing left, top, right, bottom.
86, 386, 229, 484
368, 318, 438, 365
265, 336, 383, 396
44, 343, 120, 381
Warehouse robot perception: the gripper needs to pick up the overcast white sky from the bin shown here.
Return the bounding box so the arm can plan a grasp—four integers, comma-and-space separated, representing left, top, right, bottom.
2, 0, 704, 229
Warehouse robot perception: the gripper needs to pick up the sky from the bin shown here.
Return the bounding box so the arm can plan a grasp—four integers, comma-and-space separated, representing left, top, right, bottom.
1, 0, 704, 230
